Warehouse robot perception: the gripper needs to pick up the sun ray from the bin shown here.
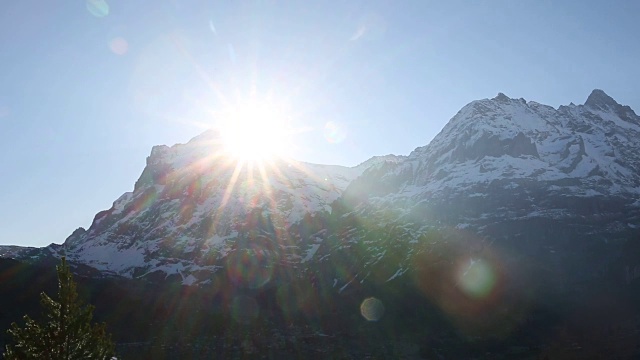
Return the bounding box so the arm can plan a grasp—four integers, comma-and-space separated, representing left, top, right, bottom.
257, 161, 279, 217
167, 31, 231, 110
256, 162, 273, 197
149, 49, 310, 243
211, 160, 246, 231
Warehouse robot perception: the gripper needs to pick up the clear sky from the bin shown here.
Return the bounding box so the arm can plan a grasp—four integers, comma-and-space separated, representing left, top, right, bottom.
1, 0, 639, 247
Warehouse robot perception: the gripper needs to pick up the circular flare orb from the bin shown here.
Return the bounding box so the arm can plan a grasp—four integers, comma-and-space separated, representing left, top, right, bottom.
226, 248, 273, 289
457, 259, 497, 299
360, 297, 385, 321
109, 37, 129, 55
323, 121, 347, 143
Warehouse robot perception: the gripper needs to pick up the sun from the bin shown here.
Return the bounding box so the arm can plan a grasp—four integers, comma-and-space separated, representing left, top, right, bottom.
218, 98, 294, 163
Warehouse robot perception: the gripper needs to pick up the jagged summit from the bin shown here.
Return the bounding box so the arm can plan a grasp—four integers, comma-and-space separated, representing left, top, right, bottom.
585, 89, 619, 108
493, 92, 511, 103
402, 88, 640, 199
491, 92, 527, 105
582, 89, 639, 125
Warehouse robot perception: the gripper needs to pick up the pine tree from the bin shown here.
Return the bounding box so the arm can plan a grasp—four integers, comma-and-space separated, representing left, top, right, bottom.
3, 257, 116, 359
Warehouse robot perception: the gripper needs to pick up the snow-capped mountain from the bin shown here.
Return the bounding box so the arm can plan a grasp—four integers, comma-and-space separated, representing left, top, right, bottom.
408, 89, 640, 194
320, 89, 640, 290
2, 89, 639, 288
6, 129, 403, 283
342, 89, 640, 223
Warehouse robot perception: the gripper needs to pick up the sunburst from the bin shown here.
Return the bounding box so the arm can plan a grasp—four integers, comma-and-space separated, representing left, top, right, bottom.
218, 98, 294, 163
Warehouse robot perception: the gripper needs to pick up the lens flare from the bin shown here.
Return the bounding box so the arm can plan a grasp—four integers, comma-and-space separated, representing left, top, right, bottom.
135, 189, 158, 211
209, 20, 217, 36
457, 258, 497, 299
109, 37, 129, 55
323, 121, 347, 143
360, 297, 385, 321
350, 13, 387, 41
225, 248, 273, 289
86, 0, 109, 17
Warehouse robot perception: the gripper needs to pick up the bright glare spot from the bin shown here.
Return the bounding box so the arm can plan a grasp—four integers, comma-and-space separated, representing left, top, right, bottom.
360, 297, 385, 321
324, 121, 347, 143
219, 99, 294, 162
86, 0, 109, 17
457, 258, 497, 299
109, 37, 128, 55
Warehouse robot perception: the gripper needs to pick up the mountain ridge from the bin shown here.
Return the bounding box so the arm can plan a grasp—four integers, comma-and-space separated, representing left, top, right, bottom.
2, 89, 639, 289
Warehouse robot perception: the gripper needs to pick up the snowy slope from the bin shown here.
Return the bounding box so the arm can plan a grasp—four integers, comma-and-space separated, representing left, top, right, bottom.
317, 90, 640, 290
34, 130, 404, 282
398, 90, 640, 198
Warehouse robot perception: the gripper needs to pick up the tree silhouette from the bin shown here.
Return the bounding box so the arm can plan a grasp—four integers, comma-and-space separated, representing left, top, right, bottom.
3, 257, 115, 359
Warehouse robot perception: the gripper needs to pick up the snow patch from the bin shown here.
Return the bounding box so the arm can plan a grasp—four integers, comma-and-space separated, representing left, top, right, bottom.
386, 268, 407, 282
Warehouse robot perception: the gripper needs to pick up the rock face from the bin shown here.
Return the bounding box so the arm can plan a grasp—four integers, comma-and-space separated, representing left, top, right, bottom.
10, 129, 404, 283
2, 90, 639, 290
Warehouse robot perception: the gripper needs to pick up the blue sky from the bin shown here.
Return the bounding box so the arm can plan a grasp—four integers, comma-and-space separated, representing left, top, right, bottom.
1, 0, 639, 247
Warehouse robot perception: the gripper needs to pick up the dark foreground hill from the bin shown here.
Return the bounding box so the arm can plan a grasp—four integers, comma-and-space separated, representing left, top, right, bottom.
2, 250, 640, 359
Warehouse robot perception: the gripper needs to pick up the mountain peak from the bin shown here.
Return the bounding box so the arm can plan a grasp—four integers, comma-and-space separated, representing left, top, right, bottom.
493, 92, 511, 103
585, 89, 619, 108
